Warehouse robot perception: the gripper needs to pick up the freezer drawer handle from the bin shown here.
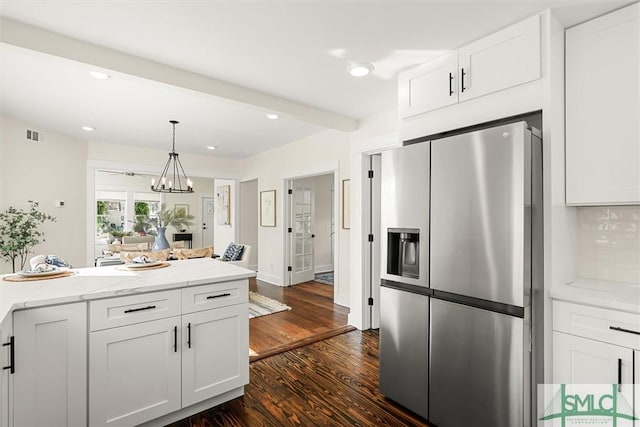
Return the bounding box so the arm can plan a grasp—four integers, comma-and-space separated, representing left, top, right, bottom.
207, 293, 231, 300
2, 336, 14, 374
609, 326, 640, 336
124, 305, 157, 314
617, 358, 622, 392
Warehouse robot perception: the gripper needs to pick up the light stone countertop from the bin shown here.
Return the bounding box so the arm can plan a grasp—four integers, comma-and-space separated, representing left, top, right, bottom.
0, 258, 256, 325
551, 277, 640, 314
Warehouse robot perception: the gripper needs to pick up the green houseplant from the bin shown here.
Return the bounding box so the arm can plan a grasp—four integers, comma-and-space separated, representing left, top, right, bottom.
149, 204, 194, 250
0, 201, 56, 273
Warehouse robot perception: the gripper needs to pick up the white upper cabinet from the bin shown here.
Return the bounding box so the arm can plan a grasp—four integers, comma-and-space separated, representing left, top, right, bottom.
458, 15, 541, 102
566, 3, 640, 205
398, 14, 541, 118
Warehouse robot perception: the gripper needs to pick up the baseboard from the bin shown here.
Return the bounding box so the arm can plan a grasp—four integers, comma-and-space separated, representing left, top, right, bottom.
314, 265, 333, 274
334, 294, 350, 308
256, 271, 284, 286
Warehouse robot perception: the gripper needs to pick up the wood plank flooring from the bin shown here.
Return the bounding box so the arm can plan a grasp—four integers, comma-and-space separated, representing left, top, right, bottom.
249, 279, 354, 361
170, 330, 430, 427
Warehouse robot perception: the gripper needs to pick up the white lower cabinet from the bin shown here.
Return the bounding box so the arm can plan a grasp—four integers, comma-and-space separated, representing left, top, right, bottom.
89, 316, 182, 427
182, 305, 249, 407
12, 303, 87, 427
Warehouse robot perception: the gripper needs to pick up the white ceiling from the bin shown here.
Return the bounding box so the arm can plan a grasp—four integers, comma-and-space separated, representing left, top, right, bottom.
0, 1, 627, 158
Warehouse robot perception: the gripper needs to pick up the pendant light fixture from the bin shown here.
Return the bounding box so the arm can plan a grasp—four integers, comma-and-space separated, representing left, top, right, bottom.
151, 120, 194, 193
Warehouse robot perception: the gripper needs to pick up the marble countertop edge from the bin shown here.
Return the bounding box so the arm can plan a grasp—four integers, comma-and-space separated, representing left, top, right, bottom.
551, 277, 640, 315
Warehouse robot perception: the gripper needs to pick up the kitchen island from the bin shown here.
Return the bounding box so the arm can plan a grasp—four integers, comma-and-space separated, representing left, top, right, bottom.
0, 258, 256, 427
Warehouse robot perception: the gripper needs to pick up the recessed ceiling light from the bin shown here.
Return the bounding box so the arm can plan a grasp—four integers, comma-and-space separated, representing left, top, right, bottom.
81, 126, 95, 132
266, 113, 279, 120
89, 71, 110, 80
349, 64, 374, 77
207, 146, 216, 150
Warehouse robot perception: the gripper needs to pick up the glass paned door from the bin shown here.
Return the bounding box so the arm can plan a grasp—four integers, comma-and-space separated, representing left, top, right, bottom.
291, 187, 314, 284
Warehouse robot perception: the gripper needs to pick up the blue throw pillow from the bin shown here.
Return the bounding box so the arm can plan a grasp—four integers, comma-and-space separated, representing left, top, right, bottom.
222, 243, 244, 261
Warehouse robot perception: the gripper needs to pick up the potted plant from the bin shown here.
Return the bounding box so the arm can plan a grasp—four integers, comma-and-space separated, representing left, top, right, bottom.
0, 201, 56, 273
149, 204, 194, 250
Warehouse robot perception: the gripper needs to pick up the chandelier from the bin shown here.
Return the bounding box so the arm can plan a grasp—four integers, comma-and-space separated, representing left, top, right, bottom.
151, 120, 194, 193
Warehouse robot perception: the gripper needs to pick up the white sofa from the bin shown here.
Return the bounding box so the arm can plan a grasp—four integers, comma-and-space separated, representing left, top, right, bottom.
224, 244, 251, 269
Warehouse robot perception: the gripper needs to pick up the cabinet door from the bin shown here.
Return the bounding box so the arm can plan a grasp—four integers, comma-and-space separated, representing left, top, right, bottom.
182, 304, 249, 407
458, 14, 540, 102
398, 52, 458, 118
12, 303, 87, 427
566, 3, 640, 205
90, 317, 181, 427
553, 332, 633, 394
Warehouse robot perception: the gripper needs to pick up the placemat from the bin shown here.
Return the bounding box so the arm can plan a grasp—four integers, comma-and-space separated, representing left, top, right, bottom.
2, 271, 76, 282
115, 262, 170, 271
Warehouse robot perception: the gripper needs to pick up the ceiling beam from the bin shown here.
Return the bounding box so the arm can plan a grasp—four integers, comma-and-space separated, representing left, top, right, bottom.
0, 17, 359, 132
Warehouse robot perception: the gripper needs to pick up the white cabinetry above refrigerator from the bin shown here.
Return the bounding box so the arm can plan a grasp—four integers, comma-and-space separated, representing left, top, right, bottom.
398, 14, 541, 118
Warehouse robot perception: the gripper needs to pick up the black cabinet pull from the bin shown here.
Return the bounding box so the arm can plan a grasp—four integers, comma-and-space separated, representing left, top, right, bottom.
461, 68, 466, 92
609, 326, 640, 335
2, 336, 14, 374
187, 322, 192, 348
124, 305, 156, 314
207, 293, 231, 300
449, 72, 454, 96
173, 326, 177, 353
617, 358, 622, 392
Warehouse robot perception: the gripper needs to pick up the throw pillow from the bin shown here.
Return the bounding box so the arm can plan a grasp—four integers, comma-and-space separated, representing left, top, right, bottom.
222, 243, 244, 261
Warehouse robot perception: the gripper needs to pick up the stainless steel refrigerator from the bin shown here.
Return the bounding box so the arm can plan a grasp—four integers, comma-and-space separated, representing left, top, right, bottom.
429, 121, 543, 427
379, 142, 430, 419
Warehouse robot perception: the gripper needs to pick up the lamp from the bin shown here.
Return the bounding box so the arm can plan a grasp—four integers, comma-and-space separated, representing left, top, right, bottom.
151, 120, 194, 193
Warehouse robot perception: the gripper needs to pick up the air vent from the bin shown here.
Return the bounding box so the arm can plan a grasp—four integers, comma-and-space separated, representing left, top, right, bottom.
26, 129, 43, 143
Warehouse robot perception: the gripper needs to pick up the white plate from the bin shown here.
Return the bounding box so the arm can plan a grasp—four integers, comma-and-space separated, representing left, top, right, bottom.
18, 267, 68, 277
125, 261, 163, 268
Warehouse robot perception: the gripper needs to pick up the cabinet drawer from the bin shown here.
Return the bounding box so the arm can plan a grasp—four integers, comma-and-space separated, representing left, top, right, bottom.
553, 301, 640, 350
90, 290, 181, 331
182, 280, 248, 314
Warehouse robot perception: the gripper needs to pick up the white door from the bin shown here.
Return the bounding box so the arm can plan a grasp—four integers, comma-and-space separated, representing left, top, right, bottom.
553, 332, 633, 393
291, 186, 315, 284
182, 305, 249, 407
202, 197, 215, 249
89, 317, 182, 427
13, 303, 87, 427
398, 51, 458, 118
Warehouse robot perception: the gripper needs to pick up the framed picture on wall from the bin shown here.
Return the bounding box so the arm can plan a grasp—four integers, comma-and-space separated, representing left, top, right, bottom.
260, 190, 276, 227
174, 204, 189, 217
342, 179, 350, 229
216, 185, 231, 225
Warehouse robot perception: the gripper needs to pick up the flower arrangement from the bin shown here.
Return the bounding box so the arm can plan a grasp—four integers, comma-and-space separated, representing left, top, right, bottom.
0, 201, 56, 273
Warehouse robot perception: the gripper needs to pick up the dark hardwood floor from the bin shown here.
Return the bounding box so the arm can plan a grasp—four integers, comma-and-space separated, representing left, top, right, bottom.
249, 278, 354, 361
170, 330, 430, 427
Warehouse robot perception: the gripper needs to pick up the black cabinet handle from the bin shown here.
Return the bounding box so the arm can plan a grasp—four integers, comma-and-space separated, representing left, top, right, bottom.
124, 305, 156, 314
461, 68, 466, 92
173, 326, 177, 353
617, 358, 622, 392
449, 72, 454, 96
187, 322, 192, 348
609, 326, 640, 335
3, 336, 14, 374
207, 293, 231, 300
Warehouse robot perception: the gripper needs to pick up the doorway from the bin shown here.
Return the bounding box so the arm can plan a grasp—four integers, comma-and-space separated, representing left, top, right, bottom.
286, 173, 335, 287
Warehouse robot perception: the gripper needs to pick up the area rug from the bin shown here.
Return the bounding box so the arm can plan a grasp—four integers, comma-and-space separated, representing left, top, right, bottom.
249, 291, 292, 319
314, 271, 334, 285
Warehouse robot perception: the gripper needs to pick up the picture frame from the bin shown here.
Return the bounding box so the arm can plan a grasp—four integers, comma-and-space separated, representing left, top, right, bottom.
174, 204, 189, 217
260, 190, 276, 227
216, 185, 231, 225
342, 179, 350, 229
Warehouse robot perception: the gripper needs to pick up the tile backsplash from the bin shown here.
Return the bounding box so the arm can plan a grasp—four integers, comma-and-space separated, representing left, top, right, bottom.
576, 206, 640, 284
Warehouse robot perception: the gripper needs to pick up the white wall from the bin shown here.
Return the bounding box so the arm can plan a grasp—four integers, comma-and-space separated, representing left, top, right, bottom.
0, 116, 88, 273
242, 129, 350, 305
293, 173, 334, 273
239, 179, 258, 270
213, 178, 238, 253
